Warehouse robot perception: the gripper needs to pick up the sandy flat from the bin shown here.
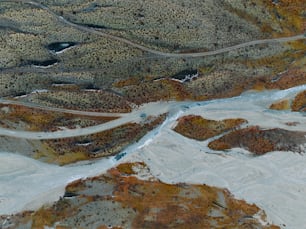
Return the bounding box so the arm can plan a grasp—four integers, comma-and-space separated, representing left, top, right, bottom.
1, 85, 306, 229
122, 85, 306, 229
0, 152, 114, 214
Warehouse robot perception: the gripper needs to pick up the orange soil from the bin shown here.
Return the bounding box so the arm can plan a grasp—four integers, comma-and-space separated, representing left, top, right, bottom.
22, 162, 279, 229
0, 104, 117, 131
174, 115, 247, 140
269, 99, 290, 110
208, 126, 306, 155
40, 114, 166, 165
292, 90, 306, 112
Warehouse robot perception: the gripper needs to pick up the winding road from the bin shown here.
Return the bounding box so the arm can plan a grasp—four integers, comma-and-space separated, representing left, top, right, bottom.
0, 98, 129, 117
0, 100, 180, 139
0, 0, 305, 58
1, 3, 306, 227
0, 84, 306, 140
0, 0, 305, 140
1, 86, 306, 229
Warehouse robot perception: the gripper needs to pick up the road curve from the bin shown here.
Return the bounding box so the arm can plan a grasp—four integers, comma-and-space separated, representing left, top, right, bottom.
0, 101, 178, 139
0, 98, 128, 117
1, 84, 306, 140
1, 0, 305, 58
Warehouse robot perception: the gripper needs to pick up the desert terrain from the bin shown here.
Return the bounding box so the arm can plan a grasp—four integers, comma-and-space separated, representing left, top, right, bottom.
0, 0, 305, 228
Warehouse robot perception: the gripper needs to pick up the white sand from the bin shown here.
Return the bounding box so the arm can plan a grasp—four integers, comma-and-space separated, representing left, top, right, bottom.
122, 85, 306, 229
124, 130, 306, 228
0, 152, 114, 214
0, 85, 306, 229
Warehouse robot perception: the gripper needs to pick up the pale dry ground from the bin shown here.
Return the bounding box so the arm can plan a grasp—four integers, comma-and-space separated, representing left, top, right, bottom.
0, 85, 306, 229
122, 86, 306, 229
0, 0, 305, 228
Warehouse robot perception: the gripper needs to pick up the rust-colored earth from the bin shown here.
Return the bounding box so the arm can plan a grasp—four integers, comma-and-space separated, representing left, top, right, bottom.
208, 126, 306, 155
2, 162, 279, 229
173, 115, 247, 141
